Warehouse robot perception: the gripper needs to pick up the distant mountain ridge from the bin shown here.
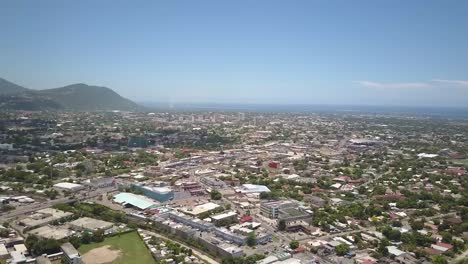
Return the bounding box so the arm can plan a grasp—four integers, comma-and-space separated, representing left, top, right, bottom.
0, 78, 140, 111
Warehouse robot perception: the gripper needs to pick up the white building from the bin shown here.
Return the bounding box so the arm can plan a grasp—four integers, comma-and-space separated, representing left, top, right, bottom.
53, 182, 85, 192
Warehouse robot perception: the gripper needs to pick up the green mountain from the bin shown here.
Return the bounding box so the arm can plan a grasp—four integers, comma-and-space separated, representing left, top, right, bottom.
0, 78, 140, 111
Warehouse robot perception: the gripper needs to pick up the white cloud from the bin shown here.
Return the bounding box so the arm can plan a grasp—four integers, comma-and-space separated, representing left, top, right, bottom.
355, 81, 431, 89
431, 79, 468, 87
356, 79, 468, 90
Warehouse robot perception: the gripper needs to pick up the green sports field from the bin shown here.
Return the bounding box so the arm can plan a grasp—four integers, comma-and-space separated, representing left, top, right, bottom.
79, 231, 156, 264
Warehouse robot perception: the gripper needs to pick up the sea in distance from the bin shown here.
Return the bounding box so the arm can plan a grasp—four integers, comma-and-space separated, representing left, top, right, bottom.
141, 102, 468, 119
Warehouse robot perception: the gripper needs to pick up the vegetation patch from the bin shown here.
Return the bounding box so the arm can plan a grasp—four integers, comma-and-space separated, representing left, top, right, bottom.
79, 231, 156, 264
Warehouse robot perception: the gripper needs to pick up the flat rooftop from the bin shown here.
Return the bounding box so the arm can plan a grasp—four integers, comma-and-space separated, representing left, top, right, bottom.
28, 225, 74, 240
69, 217, 113, 231
113, 192, 158, 210
211, 211, 237, 220
60, 242, 80, 257
19, 208, 73, 228
181, 202, 220, 216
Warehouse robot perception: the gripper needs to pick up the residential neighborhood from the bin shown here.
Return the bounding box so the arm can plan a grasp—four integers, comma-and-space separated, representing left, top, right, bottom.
0, 110, 467, 264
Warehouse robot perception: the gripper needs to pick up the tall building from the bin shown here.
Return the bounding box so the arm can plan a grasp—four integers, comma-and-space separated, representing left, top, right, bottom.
238, 112, 245, 121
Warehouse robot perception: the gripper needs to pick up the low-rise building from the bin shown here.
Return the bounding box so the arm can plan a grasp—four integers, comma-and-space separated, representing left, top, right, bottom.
211, 211, 238, 226
61, 242, 81, 264
113, 192, 158, 210
28, 225, 74, 240
200, 177, 227, 189
168, 212, 214, 231
132, 184, 174, 202
53, 182, 85, 192
69, 217, 113, 232
180, 202, 220, 216
235, 184, 270, 194
18, 208, 73, 230
0, 244, 8, 260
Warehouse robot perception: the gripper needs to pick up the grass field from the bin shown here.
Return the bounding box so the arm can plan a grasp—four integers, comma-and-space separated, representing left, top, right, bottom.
79, 232, 156, 264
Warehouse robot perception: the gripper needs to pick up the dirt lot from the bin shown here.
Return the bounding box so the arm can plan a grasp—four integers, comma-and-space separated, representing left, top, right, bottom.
82, 245, 121, 264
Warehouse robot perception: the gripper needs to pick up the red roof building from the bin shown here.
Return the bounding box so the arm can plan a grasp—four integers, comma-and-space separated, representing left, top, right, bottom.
268, 162, 279, 169
240, 215, 253, 223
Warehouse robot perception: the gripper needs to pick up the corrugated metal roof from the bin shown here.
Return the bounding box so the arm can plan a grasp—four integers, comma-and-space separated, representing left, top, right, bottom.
113, 192, 157, 210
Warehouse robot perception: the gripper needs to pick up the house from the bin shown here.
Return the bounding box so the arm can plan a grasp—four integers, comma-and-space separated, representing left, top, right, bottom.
431, 242, 453, 252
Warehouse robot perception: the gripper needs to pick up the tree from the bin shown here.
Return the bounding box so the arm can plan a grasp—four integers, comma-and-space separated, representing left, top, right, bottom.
210, 190, 222, 200
81, 231, 93, 244
45, 189, 59, 200
278, 219, 286, 231
335, 244, 350, 256
432, 255, 448, 264
289, 240, 299, 250
92, 230, 105, 242
410, 220, 424, 230
25, 235, 61, 255
377, 238, 390, 256
246, 233, 256, 247
0, 229, 9, 238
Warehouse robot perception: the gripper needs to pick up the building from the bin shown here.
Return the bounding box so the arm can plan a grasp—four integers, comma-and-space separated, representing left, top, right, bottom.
268, 162, 279, 169
0, 144, 13, 151
35, 256, 53, 264
9, 251, 26, 264
235, 184, 270, 194
217, 243, 243, 258
213, 228, 246, 245
180, 202, 220, 216
18, 208, 73, 230
53, 182, 85, 192
213, 228, 272, 246
168, 212, 214, 231
113, 192, 158, 210
200, 177, 227, 189
69, 217, 113, 232
386, 246, 406, 257
87, 177, 115, 188
257, 252, 292, 264
211, 211, 238, 226
28, 225, 74, 240
260, 200, 297, 219
132, 184, 174, 202
61, 242, 81, 264
179, 182, 205, 196
0, 244, 8, 261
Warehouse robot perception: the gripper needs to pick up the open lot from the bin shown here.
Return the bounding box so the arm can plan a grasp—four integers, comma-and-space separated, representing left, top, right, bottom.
79, 232, 156, 264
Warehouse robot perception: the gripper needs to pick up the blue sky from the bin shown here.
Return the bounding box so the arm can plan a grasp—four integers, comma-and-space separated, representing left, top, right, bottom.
1, 0, 468, 106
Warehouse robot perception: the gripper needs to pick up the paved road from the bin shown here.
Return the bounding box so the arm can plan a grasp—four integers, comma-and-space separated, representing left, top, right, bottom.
139, 229, 220, 264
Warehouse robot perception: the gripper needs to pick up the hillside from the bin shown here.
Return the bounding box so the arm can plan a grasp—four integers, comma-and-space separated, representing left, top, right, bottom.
0, 78, 140, 111
0, 78, 30, 95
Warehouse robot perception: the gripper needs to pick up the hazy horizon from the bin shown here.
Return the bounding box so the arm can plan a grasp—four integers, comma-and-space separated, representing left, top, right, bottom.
1, 0, 468, 107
